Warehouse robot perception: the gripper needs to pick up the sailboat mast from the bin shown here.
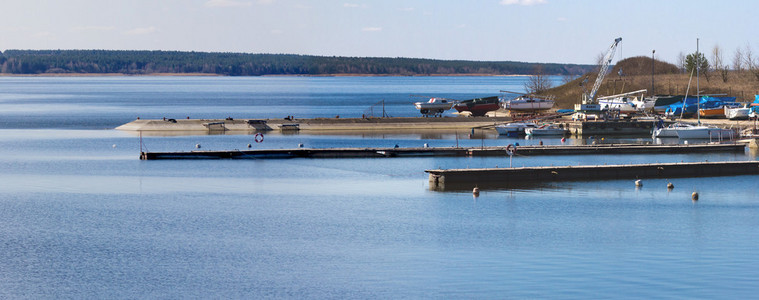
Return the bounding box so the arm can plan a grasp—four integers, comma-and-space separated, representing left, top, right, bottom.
696, 38, 700, 125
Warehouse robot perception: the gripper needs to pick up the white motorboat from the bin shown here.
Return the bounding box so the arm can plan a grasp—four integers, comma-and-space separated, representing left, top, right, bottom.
674, 126, 736, 139
653, 120, 736, 140
525, 124, 567, 136
597, 89, 653, 113
652, 122, 697, 138
414, 97, 454, 116
495, 122, 538, 136
724, 104, 750, 120
500, 91, 555, 112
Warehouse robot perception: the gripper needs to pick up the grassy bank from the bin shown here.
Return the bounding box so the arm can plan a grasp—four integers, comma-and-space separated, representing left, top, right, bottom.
545, 56, 759, 109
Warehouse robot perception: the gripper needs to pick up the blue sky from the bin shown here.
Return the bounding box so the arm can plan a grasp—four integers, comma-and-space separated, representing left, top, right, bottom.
0, 0, 755, 64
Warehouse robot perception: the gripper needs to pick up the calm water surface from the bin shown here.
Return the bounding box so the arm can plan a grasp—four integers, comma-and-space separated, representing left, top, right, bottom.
0, 76, 758, 298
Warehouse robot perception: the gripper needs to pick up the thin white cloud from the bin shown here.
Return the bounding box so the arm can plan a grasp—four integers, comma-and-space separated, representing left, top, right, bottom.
500, 0, 547, 6
71, 26, 115, 32
123, 26, 157, 35
205, 0, 253, 7
0, 26, 27, 32
362, 27, 382, 32
32, 31, 53, 38
343, 3, 359, 8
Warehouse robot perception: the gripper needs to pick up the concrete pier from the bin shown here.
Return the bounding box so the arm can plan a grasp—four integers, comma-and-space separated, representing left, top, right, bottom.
566, 120, 654, 136
117, 116, 511, 132
140, 143, 745, 160
427, 160, 759, 191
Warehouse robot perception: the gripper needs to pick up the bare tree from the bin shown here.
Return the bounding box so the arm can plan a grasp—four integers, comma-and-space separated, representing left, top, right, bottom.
561, 74, 578, 84
733, 47, 744, 71
524, 66, 553, 94
744, 45, 759, 82
712, 45, 728, 82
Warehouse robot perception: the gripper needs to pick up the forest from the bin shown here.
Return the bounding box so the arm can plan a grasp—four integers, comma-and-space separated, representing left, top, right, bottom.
0, 50, 594, 76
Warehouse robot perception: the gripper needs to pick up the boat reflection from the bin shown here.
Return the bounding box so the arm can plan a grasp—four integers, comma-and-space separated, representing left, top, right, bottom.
429, 180, 566, 192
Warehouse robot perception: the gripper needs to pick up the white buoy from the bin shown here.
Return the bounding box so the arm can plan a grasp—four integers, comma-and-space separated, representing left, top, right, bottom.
472, 187, 480, 197
247, 144, 252, 148
692, 192, 699, 201
667, 182, 674, 189
112, 144, 117, 148
195, 144, 201, 149
298, 143, 304, 148
635, 179, 642, 187
424, 143, 429, 148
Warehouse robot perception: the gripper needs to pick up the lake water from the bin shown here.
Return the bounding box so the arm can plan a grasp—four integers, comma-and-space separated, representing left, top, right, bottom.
1, 76, 758, 298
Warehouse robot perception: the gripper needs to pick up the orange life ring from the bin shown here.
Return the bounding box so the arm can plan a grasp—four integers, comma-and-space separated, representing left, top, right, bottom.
506, 144, 516, 156
255, 133, 264, 143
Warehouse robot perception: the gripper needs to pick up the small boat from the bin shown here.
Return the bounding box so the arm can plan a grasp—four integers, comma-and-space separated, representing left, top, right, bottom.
494, 122, 538, 136
525, 124, 567, 136
674, 126, 736, 139
453, 96, 500, 117
725, 103, 750, 120
698, 107, 725, 118
598, 89, 653, 113
653, 121, 735, 139
414, 97, 453, 116
652, 122, 697, 138
500, 91, 554, 112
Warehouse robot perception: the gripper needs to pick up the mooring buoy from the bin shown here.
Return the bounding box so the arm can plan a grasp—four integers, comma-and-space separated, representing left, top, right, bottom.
635, 179, 642, 187
667, 182, 674, 189
195, 144, 201, 149
112, 144, 117, 148
472, 187, 480, 197
692, 192, 699, 201
247, 144, 252, 148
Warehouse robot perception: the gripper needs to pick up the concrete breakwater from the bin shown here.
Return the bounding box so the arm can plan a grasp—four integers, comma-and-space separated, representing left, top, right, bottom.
139, 143, 745, 160
427, 160, 759, 191
116, 116, 512, 132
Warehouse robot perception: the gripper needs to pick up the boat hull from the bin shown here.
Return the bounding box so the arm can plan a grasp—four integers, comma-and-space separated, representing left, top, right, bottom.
495, 122, 537, 136
676, 127, 735, 139
525, 127, 566, 136
453, 103, 500, 116
698, 108, 725, 118
453, 96, 500, 117
414, 103, 453, 110
503, 100, 554, 111
725, 107, 750, 120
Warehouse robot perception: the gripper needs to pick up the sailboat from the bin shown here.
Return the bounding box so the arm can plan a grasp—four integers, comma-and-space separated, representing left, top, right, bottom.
653, 39, 735, 140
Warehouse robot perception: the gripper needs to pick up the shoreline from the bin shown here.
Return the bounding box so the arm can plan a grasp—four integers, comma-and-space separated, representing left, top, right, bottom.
0, 73, 537, 78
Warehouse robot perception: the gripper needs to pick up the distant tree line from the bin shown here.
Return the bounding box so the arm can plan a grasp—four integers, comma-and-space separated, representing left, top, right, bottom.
0, 50, 593, 76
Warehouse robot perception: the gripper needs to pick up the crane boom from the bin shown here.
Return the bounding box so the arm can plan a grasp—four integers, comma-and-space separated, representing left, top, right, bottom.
583, 37, 622, 105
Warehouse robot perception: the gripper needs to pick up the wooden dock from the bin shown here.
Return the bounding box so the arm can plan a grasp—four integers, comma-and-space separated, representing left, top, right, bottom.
140, 143, 745, 160
427, 160, 759, 191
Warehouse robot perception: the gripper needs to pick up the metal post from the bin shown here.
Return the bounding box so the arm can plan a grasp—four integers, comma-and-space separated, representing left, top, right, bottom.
651, 49, 655, 96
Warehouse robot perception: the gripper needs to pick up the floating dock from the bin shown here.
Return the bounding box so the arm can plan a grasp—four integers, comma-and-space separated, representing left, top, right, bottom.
427, 160, 759, 191
140, 143, 745, 160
